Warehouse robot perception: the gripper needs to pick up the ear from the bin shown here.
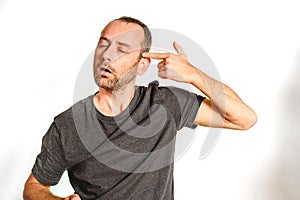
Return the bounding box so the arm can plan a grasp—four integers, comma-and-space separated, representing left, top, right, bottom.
137, 57, 150, 76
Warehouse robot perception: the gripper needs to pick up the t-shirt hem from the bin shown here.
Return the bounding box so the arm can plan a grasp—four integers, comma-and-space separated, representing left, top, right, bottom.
185, 95, 205, 129
32, 167, 59, 186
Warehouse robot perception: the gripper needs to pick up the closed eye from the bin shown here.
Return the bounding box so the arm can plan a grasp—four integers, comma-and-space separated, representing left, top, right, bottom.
98, 43, 109, 48
118, 48, 129, 54
97, 37, 110, 48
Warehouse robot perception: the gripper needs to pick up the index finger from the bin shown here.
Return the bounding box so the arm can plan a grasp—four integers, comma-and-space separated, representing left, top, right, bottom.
142, 52, 169, 59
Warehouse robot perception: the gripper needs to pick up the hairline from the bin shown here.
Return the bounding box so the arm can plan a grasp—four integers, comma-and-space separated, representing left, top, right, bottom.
112, 17, 151, 52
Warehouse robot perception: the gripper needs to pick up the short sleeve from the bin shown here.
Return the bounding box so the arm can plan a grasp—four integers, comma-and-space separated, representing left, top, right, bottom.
158, 85, 205, 130
32, 122, 68, 186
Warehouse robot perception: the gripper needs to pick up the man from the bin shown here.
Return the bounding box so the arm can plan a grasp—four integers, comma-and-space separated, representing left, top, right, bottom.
23, 16, 256, 200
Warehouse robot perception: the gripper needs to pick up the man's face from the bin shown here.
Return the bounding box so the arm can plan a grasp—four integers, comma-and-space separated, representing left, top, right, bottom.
93, 20, 145, 92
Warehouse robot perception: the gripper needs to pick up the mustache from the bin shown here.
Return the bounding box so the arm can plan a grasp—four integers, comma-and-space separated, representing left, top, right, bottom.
95, 61, 115, 74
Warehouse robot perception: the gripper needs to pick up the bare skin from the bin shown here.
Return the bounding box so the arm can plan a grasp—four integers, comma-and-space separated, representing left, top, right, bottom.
23, 20, 149, 200
93, 20, 149, 116
142, 42, 257, 130
23, 20, 256, 199
23, 174, 80, 200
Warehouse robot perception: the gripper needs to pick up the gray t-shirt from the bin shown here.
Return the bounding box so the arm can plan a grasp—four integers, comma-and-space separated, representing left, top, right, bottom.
32, 81, 205, 200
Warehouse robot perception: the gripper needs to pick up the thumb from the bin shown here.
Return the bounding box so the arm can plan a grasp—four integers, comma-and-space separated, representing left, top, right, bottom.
173, 41, 187, 58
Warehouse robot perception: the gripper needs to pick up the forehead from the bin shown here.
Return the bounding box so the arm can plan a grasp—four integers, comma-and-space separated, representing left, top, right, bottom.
101, 20, 144, 48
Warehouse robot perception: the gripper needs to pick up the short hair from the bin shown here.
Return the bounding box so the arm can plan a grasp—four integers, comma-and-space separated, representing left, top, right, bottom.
114, 16, 152, 52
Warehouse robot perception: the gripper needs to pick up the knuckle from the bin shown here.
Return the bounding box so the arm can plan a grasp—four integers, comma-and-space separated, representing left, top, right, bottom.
158, 72, 167, 79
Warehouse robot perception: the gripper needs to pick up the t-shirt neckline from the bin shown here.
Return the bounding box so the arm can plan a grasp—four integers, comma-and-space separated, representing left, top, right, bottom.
92, 86, 141, 122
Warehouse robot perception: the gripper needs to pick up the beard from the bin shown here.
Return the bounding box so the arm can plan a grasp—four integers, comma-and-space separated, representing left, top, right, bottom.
94, 62, 139, 93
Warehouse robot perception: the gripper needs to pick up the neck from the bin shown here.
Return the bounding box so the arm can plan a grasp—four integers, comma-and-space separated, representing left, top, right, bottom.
94, 81, 136, 116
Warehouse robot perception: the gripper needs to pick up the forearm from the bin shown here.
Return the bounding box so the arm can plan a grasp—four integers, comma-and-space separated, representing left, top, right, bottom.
190, 68, 256, 129
142, 43, 256, 129
23, 183, 63, 200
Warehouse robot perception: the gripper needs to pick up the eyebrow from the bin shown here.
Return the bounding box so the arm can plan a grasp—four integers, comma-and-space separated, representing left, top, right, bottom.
117, 41, 131, 48
99, 37, 131, 48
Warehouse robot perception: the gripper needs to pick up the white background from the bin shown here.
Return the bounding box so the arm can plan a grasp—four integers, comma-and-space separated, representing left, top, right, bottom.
1, 0, 300, 199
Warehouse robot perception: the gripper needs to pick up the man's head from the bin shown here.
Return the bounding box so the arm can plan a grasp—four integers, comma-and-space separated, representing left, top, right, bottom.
93, 16, 152, 92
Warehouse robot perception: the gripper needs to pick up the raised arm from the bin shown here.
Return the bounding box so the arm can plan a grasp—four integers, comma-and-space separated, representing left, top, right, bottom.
23, 173, 80, 200
142, 42, 257, 130
191, 72, 256, 130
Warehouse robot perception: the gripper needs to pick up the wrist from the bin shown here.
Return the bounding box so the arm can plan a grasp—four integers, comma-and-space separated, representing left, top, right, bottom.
189, 67, 205, 87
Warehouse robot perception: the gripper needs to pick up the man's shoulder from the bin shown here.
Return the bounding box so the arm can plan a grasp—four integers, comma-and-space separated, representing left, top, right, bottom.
142, 80, 175, 94
144, 80, 188, 92
54, 94, 94, 125
143, 80, 190, 98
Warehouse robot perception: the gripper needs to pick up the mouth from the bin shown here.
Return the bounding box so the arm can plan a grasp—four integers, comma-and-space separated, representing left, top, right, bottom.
99, 66, 113, 76
100, 67, 112, 73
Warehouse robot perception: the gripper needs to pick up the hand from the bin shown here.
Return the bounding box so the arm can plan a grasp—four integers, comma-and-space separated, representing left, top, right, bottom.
64, 194, 81, 200
142, 41, 197, 83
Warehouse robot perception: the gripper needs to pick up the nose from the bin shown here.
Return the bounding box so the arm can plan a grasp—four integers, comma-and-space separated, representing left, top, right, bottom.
101, 44, 118, 63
